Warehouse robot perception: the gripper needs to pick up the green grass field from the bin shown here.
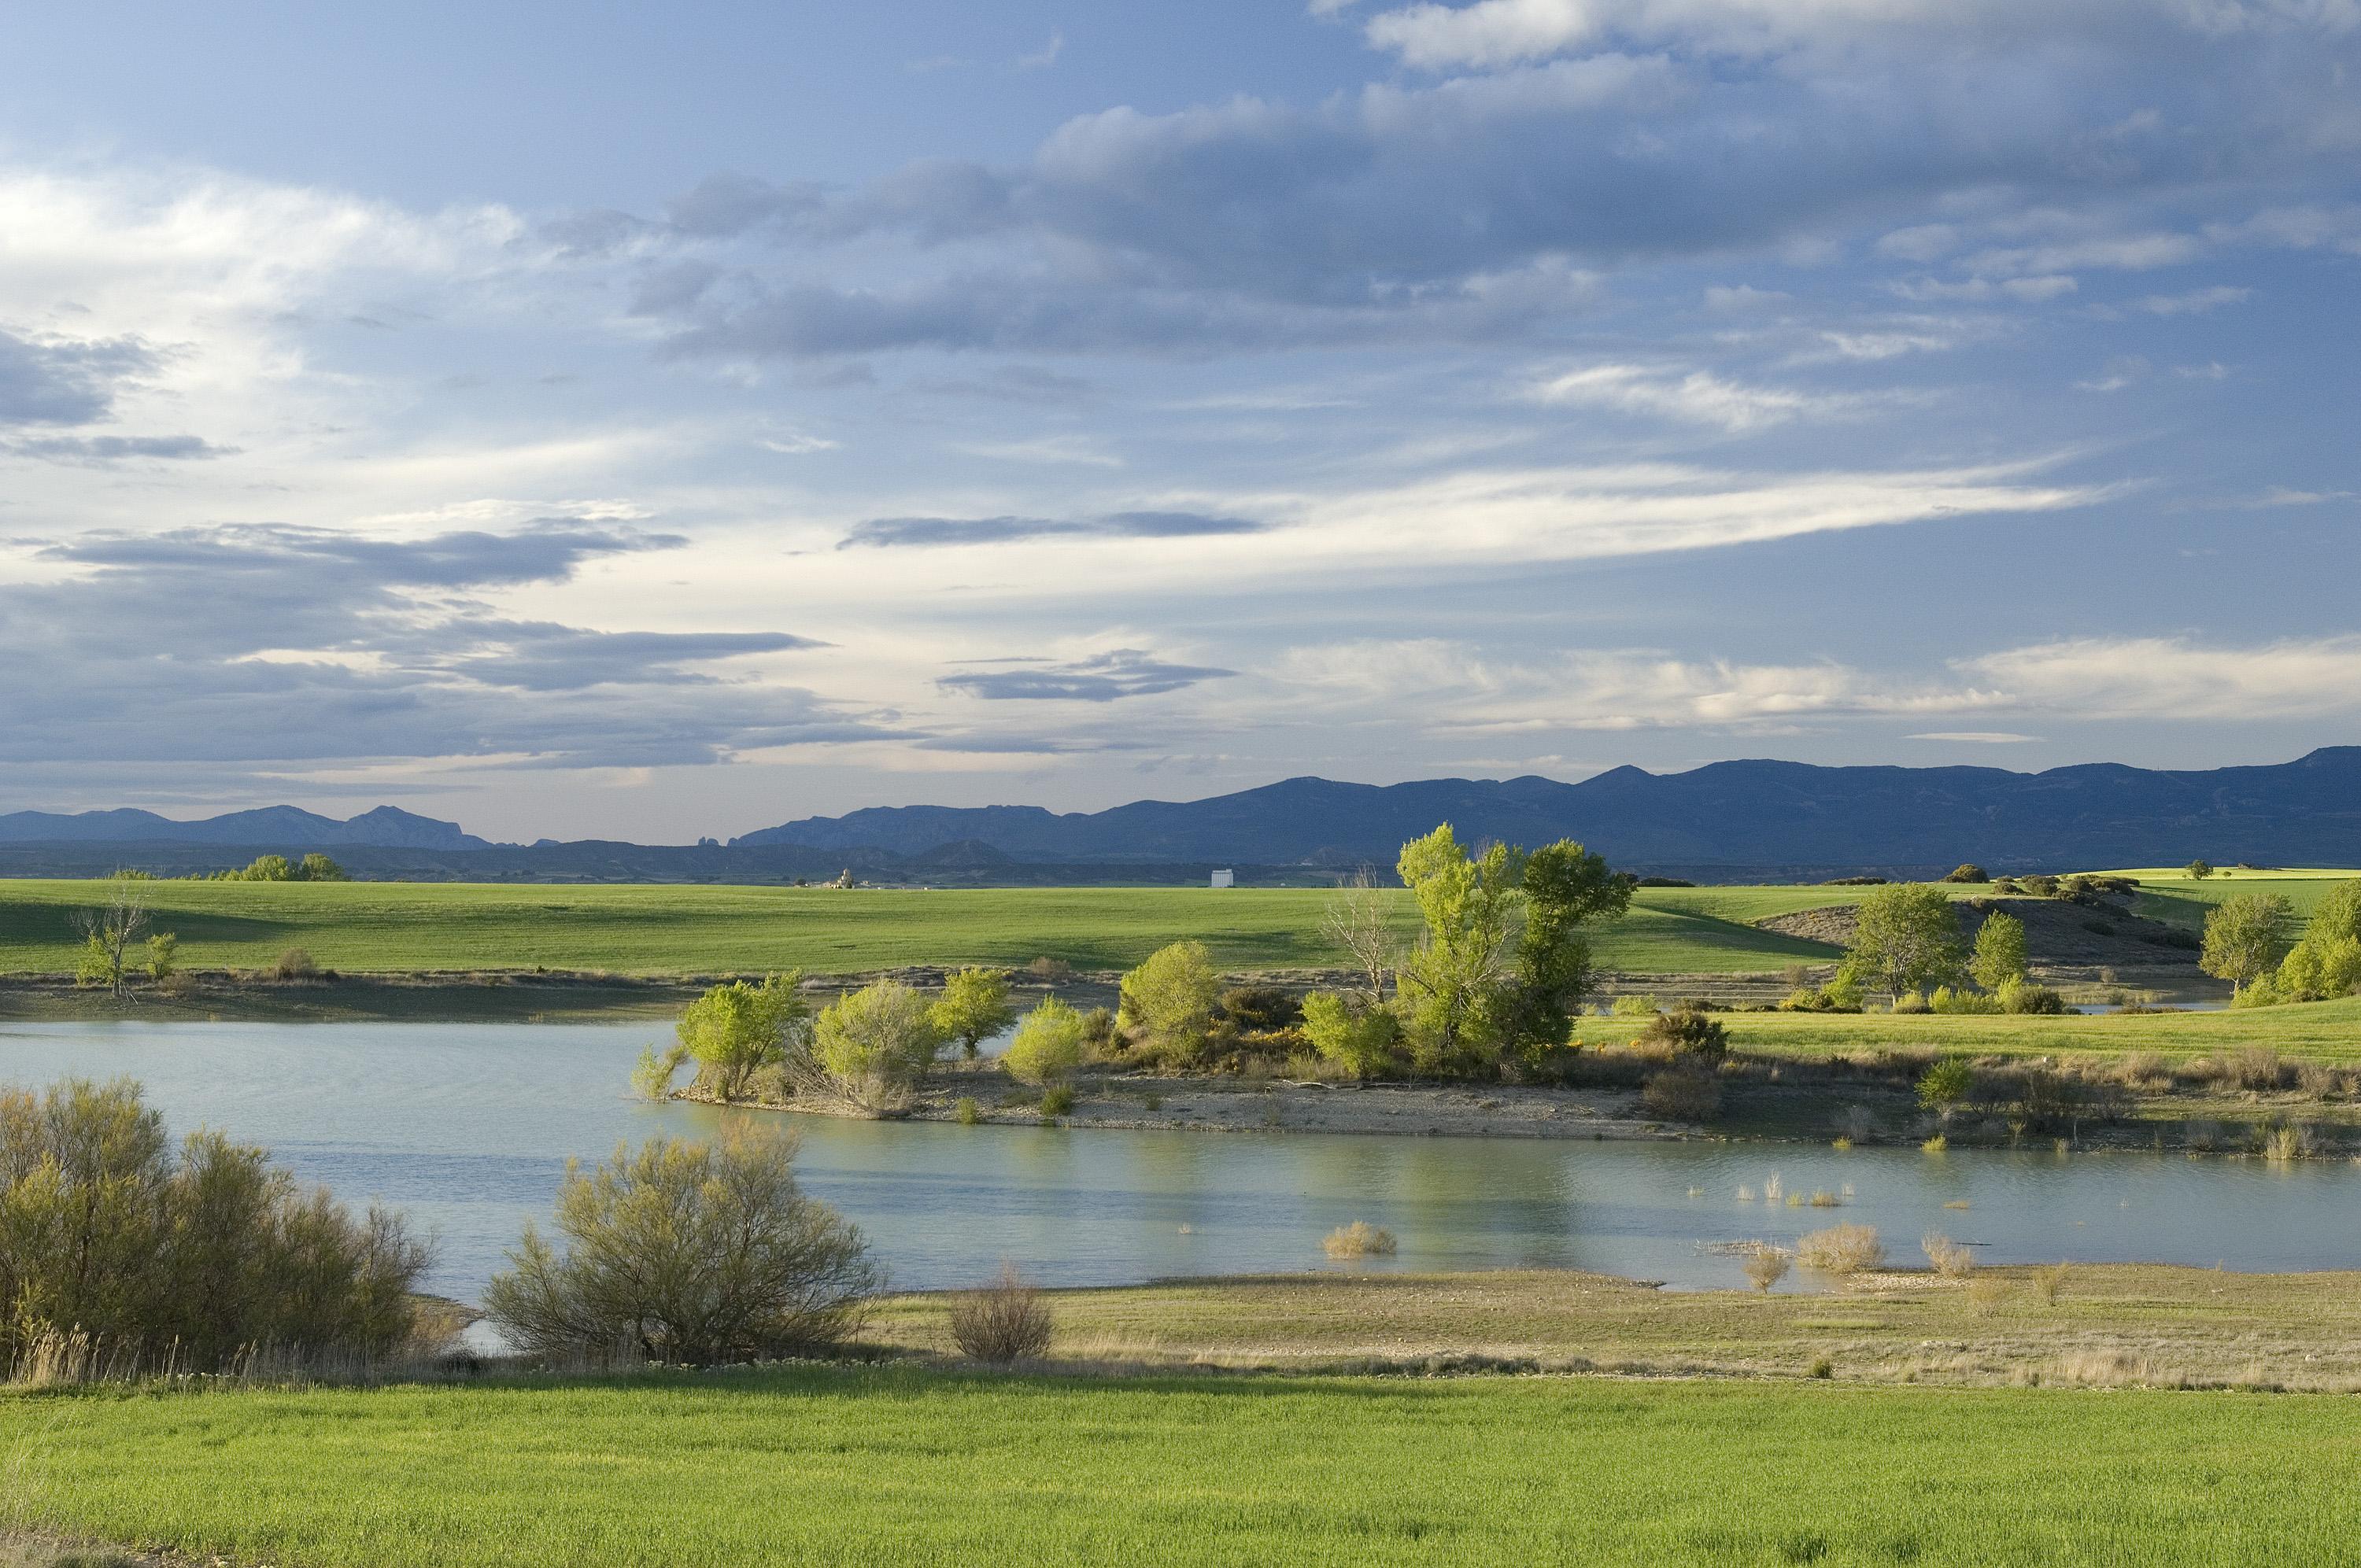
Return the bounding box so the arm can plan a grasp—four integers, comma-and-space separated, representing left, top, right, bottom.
7, 1364, 2358, 1565
1702, 994, 2361, 1061
0, 880, 1846, 978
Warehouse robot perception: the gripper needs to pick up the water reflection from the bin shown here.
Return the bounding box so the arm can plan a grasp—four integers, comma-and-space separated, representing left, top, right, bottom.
1, 1019, 2355, 1305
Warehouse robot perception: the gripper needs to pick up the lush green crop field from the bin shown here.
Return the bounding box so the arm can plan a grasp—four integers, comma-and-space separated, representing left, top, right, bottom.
1703, 994, 2361, 1061
0, 880, 1844, 978
2120, 870, 2352, 934
8, 1365, 2359, 1566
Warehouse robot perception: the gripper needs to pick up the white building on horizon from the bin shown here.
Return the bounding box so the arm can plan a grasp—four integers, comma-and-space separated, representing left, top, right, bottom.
1210, 869, 1234, 889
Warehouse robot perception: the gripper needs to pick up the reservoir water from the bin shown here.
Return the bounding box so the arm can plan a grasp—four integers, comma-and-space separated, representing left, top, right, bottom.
3, 1019, 2356, 1304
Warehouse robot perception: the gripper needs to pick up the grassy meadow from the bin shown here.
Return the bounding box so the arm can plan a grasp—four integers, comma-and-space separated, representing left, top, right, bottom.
0, 879, 1849, 979
9, 1363, 2361, 1566
1692, 994, 2361, 1062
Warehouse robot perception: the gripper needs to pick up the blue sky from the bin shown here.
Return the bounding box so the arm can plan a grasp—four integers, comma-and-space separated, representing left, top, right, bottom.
1, 0, 2355, 842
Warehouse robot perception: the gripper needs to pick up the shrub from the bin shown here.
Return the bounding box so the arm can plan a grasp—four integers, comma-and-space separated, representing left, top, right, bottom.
1039, 1084, 1077, 1117
630, 1042, 690, 1102
948, 1264, 1053, 1364
2232, 1045, 2289, 1090
930, 968, 1016, 1059
1000, 998, 1089, 1087
1641, 1066, 1722, 1122
1969, 911, 2028, 990
0, 1077, 431, 1372
1118, 941, 1221, 1065
1300, 991, 1402, 1080
1944, 863, 1990, 884
1916, 1056, 1975, 1114
2032, 1263, 2069, 1304
1920, 1231, 1974, 1278
1322, 1221, 1398, 1259
1639, 1006, 1728, 1061
677, 972, 806, 1101
272, 946, 319, 981
2019, 873, 2060, 899
1609, 993, 1663, 1017
954, 1096, 982, 1126
1635, 876, 1695, 887
1890, 989, 1931, 1014
1796, 1223, 1885, 1275
2263, 1123, 2315, 1162
811, 979, 944, 1112
144, 932, 179, 982
1967, 1278, 2009, 1316
482, 1128, 878, 1366
1742, 1246, 1790, 1292
1927, 985, 2001, 1015
1078, 1006, 1121, 1057
1997, 980, 2068, 1015
1024, 956, 1073, 980
1218, 984, 1302, 1031
1920, 1134, 1949, 1153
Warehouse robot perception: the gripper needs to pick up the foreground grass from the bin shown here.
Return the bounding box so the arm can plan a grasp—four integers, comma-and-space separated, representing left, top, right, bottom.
874, 1265, 2361, 1389
0, 880, 1843, 979
9, 1360, 2361, 1565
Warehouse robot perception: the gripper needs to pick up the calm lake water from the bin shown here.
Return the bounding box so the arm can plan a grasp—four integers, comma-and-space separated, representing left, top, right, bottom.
2, 1019, 2356, 1304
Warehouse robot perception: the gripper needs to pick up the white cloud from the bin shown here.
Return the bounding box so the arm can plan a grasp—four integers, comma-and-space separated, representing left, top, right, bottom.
1527, 362, 1846, 430
1887, 275, 2077, 304
1958, 636, 2361, 721
2132, 285, 2252, 314
1908, 731, 2040, 743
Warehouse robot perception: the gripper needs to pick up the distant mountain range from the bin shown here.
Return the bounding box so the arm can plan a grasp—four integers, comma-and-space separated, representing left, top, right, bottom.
734, 747, 2361, 873
6, 747, 2359, 881
0, 805, 489, 850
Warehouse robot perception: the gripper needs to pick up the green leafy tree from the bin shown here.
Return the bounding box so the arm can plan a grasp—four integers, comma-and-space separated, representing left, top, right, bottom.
145, 932, 179, 982
1509, 841, 1631, 1049
1944, 863, 1990, 884
1001, 998, 1089, 1086
1395, 825, 1524, 1071
811, 979, 944, 1098
930, 967, 1017, 1059
2185, 860, 2215, 880
242, 854, 295, 881
297, 853, 349, 882
2274, 878, 2361, 1000
1842, 884, 1968, 998
1299, 991, 1402, 1079
1969, 911, 2028, 991
1118, 941, 1221, 1064
676, 972, 807, 1101
2200, 893, 2292, 996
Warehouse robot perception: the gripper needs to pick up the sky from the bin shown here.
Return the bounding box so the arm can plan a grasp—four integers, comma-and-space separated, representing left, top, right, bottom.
1, 0, 2356, 844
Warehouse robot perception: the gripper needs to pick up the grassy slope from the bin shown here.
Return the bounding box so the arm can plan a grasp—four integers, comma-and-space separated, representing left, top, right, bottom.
9, 1365, 2360, 1566
0, 881, 1846, 978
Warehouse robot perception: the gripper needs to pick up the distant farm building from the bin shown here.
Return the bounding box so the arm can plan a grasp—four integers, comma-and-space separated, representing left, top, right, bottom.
1210, 869, 1235, 889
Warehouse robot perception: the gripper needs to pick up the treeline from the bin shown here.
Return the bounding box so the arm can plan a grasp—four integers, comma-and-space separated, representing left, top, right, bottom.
190, 852, 349, 882
2204, 879, 2361, 1005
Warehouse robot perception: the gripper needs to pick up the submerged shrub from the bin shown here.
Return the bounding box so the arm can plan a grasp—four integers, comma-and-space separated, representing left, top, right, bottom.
948, 1264, 1053, 1365
0, 1077, 431, 1373
483, 1128, 879, 1367
1796, 1223, 1886, 1275
1742, 1245, 1790, 1293
1920, 1230, 1975, 1278
1322, 1220, 1398, 1259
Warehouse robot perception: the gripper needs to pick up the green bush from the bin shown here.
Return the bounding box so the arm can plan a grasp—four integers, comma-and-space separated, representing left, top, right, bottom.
1118, 941, 1221, 1066
1917, 1056, 1975, 1112
0, 1077, 430, 1372
677, 972, 806, 1101
954, 1097, 982, 1126
929, 968, 1016, 1059
1001, 998, 1089, 1086
1640, 1066, 1722, 1122
1970, 911, 2028, 990
1639, 1007, 1728, 1061
1300, 991, 1402, 1079
1217, 984, 1302, 1031
1891, 990, 1931, 1014
483, 1128, 878, 1367
812, 980, 944, 1110
1040, 1084, 1077, 1117
1609, 994, 1661, 1017
1928, 985, 2001, 1016
1944, 864, 1990, 884
1997, 980, 2068, 1014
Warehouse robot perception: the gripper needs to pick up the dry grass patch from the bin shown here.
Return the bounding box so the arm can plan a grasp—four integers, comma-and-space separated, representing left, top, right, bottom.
1322, 1222, 1398, 1260
1797, 1223, 1886, 1275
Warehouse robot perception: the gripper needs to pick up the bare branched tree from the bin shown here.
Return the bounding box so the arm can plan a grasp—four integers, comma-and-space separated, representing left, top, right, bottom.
1322, 867, 1398, 1008
72, 872, 153, 1000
